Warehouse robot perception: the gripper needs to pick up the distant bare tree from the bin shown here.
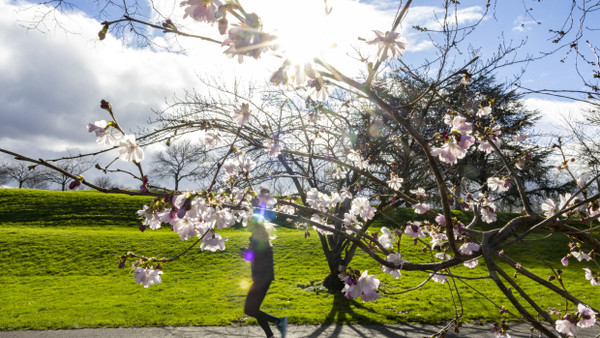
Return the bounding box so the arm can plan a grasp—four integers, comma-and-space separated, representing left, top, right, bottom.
2, 161, 49, 189
150, 139, 209, 191
93, 176, 113, 190
46, 158, 93, 191
0, 164, 9, 186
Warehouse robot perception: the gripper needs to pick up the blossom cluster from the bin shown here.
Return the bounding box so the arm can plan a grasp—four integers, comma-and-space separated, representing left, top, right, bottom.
87, 120, 144, 163
339, 266, 380, 302
555, 304, 597, 336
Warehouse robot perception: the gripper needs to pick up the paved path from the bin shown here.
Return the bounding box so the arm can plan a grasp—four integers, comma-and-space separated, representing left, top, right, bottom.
1, 324, 599, 338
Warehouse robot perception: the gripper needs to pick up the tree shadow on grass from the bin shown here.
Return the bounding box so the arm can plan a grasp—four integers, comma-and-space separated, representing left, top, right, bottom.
305, 292, 407, 338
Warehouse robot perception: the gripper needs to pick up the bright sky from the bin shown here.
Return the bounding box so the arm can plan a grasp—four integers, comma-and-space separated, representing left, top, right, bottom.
0, 0, 598, 188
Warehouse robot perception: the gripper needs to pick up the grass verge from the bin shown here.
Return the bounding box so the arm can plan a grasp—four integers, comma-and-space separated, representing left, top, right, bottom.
0, 189, 599, 330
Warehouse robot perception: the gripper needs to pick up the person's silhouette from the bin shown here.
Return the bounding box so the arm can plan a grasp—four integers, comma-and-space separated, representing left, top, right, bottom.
239, 217, 288, 338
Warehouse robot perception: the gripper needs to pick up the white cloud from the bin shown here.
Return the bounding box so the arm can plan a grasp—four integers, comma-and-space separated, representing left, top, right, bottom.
512, 16, 539, 32
523, 97, 594, 136
0, 0, 487, 187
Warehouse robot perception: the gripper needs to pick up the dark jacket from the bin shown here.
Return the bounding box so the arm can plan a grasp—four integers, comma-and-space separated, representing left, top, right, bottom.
248, 236, 274, 282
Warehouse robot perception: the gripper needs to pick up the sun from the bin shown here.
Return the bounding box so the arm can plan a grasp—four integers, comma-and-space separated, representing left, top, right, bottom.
267, 2, 338, 65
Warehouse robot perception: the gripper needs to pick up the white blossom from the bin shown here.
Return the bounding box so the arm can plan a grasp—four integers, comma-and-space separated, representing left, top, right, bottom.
367, 30, 407, 60
381, 253, 406, 279
201, 232, 228, 252
378, 227, 395, 249
134, 267, 163, 288
232, 103, 251, 126
555, 319, 577, 336
118, 134, 144, 162
387, 174, 404, 191
577, 303, 596, 328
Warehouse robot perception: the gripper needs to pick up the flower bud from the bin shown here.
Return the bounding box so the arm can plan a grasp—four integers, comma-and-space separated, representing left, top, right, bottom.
218, 18, 228, 35
118, 259, 126, 269
139, 224, 146, 232
69, 180, 81, 190
100, 99, 112, 111
98, 24, 109, 40
548, 275, 556, 282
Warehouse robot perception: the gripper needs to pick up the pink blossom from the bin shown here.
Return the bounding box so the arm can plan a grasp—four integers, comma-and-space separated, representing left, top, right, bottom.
378, 227, 394, 249
430, 139, 468, 164
232, 103, 251, 126
200, 232, 228, 252
381, 253, 406, 279
351, 197, 376, 220
572, 251, 591, 262
459, 242, 481, 255
180, 0, 222, 24
413, 202, 430, 214
487, 177, 511, 193
457, 134, 476, 150
137, 205, 163, 230
222, 14, 275, 63
540, 198, 557, 217
237, 152, 256, 173
134, 267, 163, 288
431, 272, 447, 284
387, 173, 404, 191
555, 319, 577, 336
257, 191, 277, 208
277, 203, 296, 215
477, 106, 492, 117
451, 116, 473, 135
343, 212, 360, 228
478, 138, 500, 153
345, 270, 380, 302
172, 217, 199, 241
435, 214, 446, 226
410, 187, 427, 199
576, 172, 591, 189
584, 268, 600, 286
311, 214, 333, 235
87, 120, 121, 146
577, 303, 596, 328
204, 130, 221, 149
367, 30, 407, 60
264, 140, 283, 157
464, 258, 479, 268
430, 232, 448, 249
481, 206, 497, 223
435, 252, 451, 260
512, 132, 529, 143
332, 168, 348, 180
405, 222, 425, 238
561, 256, 569, 266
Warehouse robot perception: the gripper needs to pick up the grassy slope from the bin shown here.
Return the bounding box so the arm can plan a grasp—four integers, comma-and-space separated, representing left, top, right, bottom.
0, 189, 599, 330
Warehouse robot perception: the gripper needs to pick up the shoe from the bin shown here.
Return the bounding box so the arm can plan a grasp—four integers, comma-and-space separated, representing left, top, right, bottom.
277, 316, 288, 338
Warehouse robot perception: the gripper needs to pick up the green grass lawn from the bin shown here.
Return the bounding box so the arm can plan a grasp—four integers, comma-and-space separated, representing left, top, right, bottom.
0, 189, 599, 330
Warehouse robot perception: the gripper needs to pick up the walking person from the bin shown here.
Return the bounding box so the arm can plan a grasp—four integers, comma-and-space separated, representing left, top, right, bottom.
239, 217, 288, 338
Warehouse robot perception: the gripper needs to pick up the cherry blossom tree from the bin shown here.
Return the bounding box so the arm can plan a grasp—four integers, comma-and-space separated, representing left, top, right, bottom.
3, 1, 600, 337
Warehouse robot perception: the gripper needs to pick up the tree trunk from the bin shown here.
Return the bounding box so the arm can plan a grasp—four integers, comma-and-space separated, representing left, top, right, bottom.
322, 253, 345, 293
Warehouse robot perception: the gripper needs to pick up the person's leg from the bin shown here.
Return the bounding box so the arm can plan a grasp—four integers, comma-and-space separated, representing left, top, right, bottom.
245, 280, 279, 337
